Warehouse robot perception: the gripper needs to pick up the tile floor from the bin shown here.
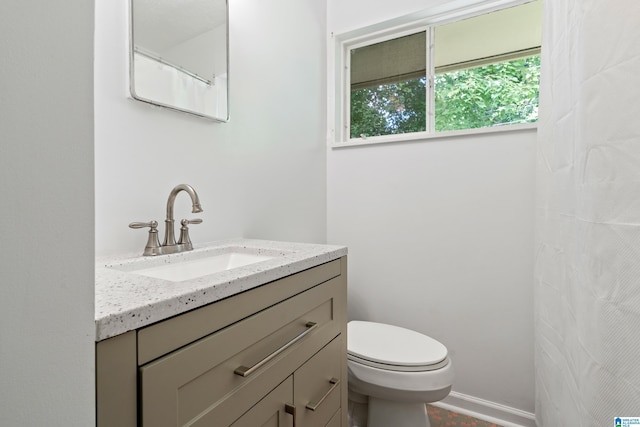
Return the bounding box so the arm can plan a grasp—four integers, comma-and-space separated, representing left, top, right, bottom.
427, 404, 503, 427
349, 400, 503, 427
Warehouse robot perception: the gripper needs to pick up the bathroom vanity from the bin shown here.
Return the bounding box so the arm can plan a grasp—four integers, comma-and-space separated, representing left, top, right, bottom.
95, 239, 347, 427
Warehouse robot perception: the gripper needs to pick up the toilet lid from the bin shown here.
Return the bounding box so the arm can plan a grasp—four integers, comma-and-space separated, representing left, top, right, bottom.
347, 321, 448, 371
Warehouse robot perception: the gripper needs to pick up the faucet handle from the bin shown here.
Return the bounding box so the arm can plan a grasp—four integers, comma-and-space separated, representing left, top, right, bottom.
178, 218, 202, 248
129, 221, 158, 229
129, 220, 162, 256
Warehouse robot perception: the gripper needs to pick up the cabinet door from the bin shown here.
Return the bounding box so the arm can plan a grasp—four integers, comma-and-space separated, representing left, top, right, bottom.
231, 377, 294, 427
325, 409, 342, 427
294, 336, 342, 426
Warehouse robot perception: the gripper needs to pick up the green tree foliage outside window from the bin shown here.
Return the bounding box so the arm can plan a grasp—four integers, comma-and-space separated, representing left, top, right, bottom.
349, 55, 540, 138
435, 55, 541, 131
350, 78, 427, 139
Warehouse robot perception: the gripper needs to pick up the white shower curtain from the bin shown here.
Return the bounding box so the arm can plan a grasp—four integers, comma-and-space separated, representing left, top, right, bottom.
535, 0, 640, 425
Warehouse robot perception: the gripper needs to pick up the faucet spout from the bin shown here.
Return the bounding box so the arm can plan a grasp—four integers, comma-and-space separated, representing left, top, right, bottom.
163, 184, 203, 247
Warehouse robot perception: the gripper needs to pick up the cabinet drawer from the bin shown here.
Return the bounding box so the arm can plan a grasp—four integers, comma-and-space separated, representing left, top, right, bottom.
139, 277, 342, 427
294, 336, 342, 427
137, 259, 342, 365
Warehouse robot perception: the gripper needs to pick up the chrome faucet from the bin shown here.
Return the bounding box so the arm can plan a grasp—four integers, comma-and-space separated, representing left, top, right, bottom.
163, 184, 203, 247
129, 184, 204, 256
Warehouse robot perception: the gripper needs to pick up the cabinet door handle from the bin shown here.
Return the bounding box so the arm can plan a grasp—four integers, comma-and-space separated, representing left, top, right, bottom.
234, 322, 318, 377
305, 378, 340, 411
285, 403, 296, 427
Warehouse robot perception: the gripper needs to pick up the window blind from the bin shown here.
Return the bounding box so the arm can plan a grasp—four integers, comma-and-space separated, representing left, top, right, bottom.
350, 31, 426, 90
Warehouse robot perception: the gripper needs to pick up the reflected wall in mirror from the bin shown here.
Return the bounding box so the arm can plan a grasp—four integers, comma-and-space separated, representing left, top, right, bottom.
130, 0, 228, 121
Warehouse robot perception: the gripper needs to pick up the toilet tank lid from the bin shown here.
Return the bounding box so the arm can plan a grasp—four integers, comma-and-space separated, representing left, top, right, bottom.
347, 321, 448, 367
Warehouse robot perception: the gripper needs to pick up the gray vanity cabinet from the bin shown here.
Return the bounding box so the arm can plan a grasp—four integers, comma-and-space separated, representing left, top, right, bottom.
96, 257, 347, 427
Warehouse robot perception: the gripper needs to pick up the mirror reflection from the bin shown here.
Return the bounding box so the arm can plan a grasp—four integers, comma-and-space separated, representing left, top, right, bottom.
130, 0, 228, 121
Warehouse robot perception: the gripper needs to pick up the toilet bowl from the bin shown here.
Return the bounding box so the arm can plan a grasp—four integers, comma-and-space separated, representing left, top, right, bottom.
347, 321, 454, 427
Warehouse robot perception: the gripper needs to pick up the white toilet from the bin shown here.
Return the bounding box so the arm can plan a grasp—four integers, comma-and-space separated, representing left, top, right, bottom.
347, 321, 454, 427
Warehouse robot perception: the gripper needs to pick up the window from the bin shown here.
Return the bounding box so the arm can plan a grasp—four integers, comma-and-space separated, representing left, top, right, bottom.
350, 32, 427, 139
337, 0, 542, 144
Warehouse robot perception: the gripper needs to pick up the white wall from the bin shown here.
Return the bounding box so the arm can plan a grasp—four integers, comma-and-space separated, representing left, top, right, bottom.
0, 0, 326, 423
327, 0, 536, 416
95, 0, 328, 257
0, 2, 95, 426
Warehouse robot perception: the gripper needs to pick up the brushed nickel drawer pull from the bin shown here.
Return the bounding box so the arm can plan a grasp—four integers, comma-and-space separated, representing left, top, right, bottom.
234, 322, 318, 377
285, 403, 296, 427
305, 378, 340, 411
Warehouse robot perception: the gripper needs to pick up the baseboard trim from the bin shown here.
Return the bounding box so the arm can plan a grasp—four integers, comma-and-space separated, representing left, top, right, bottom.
431, 391, 536, 427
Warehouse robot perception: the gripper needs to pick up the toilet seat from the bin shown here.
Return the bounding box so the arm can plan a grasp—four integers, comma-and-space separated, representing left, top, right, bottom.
348, 321, 448, 372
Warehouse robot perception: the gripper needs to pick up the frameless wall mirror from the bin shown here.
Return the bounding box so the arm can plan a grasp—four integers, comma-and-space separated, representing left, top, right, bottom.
130, 0, 228, 121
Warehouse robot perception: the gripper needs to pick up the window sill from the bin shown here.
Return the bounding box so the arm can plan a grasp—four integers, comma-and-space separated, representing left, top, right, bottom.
330, 122, 537, 148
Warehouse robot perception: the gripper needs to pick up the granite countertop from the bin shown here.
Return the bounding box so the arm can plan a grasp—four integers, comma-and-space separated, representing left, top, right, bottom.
95, 238, 347, 342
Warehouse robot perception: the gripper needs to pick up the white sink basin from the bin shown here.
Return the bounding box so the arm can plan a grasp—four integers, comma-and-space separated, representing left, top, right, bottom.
127, 251, 274, 282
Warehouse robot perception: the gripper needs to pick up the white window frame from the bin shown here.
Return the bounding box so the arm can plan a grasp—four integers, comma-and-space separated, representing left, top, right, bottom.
329, 0, 540, 148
